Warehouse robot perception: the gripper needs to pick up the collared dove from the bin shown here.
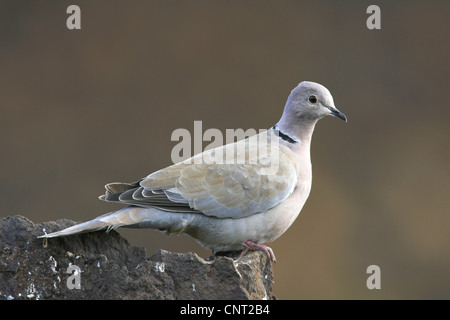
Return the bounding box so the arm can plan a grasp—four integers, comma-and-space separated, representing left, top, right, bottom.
39, 81, 347, 263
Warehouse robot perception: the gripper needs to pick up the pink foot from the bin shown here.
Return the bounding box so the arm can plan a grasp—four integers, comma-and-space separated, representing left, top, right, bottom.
237, 240, 277, 263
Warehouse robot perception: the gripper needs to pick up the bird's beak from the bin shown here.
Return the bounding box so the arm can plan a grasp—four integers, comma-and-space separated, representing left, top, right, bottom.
328, 106, 347, 122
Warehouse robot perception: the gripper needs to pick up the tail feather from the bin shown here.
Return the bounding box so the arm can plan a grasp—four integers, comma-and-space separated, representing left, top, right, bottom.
99, 180, 141, 200
38, 207, 137, 239
38, 219, 112, 238
37, 206, 192, 239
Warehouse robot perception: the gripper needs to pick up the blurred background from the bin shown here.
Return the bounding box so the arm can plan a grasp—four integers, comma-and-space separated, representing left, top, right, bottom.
0, 1, 449, 299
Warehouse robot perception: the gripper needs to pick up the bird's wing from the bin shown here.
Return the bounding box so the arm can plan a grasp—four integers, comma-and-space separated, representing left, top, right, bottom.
101, 133, 298, 218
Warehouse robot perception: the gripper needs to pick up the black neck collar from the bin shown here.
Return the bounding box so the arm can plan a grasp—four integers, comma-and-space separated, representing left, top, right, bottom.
272, 125, 297, 144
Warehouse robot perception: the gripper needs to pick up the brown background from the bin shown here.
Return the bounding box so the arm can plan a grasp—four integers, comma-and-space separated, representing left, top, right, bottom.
1, 1, 449, 299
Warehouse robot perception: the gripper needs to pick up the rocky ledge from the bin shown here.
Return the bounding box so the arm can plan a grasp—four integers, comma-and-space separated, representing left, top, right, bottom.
0, 215, 273, 300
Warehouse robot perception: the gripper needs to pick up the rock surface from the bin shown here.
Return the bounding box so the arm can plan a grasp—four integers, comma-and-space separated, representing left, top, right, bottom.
0, 215, 273, 300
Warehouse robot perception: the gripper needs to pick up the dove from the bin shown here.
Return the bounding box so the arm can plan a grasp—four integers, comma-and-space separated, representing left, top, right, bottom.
39, 81, 347, 263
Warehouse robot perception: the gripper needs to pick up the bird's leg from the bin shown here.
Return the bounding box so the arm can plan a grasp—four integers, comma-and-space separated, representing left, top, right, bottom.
235, 247, 249, 261
237, 240, 277, 263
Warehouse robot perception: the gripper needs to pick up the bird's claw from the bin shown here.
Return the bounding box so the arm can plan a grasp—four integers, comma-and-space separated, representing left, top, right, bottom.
237, 240, 277, 263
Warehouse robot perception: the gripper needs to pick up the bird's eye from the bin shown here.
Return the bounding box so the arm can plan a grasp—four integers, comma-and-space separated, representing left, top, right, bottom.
308, 95, 318, 104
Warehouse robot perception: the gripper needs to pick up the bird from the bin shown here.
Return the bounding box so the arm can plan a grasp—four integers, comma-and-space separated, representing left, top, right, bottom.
39, 81, 347, 263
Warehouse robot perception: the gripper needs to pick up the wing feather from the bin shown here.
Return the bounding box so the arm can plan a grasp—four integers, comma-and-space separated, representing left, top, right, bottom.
100, 130, 297, 218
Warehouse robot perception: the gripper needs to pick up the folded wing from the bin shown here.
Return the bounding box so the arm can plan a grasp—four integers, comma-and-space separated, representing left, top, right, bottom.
100, 133, 297, 219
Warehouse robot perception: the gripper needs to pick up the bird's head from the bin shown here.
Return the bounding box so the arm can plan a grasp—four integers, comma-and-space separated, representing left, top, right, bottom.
286, 81, 347, 122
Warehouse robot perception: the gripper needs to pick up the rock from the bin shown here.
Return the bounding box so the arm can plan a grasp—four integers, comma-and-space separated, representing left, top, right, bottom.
0, 215, 273, 300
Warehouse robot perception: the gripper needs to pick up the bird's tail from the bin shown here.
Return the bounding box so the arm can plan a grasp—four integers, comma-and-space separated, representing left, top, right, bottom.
38, 206, 161, 238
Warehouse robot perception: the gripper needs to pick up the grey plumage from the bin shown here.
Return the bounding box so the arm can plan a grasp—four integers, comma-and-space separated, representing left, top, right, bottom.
39, 81, 347, 261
